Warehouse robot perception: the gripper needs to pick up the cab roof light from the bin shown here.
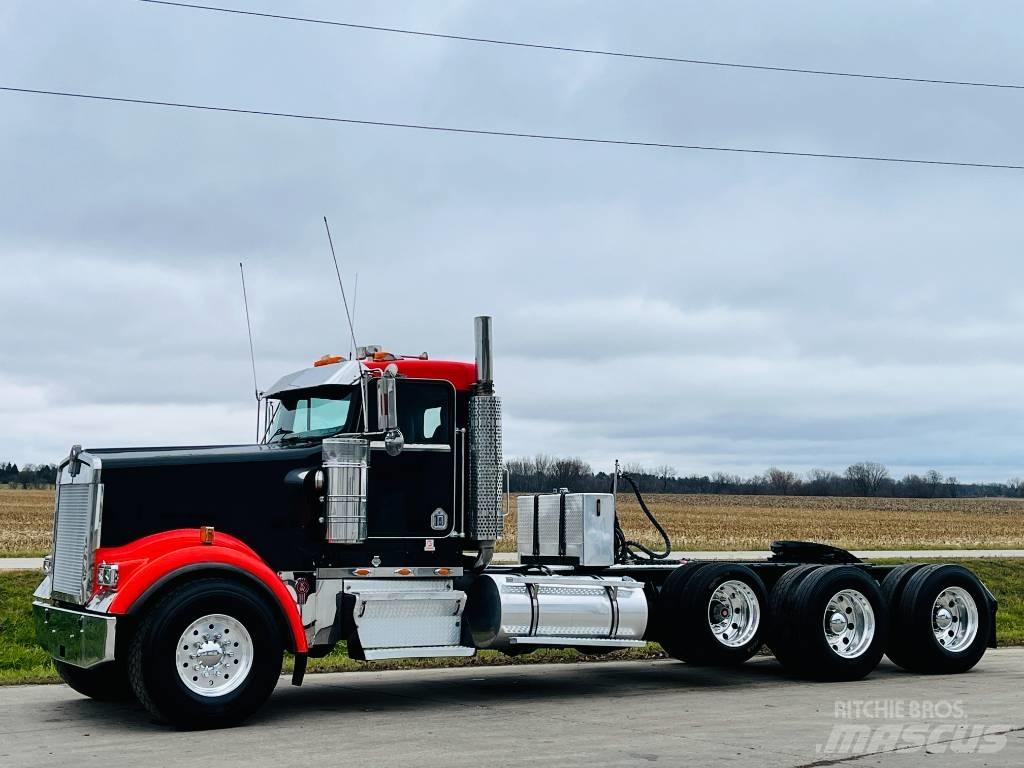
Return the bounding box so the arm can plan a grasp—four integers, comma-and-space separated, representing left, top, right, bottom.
372, 351, 397, 361
314, 354, 345, 367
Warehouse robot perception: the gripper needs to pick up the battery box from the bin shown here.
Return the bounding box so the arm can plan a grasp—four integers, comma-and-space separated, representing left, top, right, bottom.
516, 492, 615, 567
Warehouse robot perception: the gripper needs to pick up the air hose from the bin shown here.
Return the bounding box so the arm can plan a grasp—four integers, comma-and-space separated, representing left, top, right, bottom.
614, 474, 673, 563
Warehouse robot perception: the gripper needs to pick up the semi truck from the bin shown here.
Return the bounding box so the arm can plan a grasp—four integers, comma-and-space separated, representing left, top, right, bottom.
32, 316, 997, 729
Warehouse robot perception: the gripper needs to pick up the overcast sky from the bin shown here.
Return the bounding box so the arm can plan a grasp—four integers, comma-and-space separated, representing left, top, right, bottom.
1, 1, 1023, 482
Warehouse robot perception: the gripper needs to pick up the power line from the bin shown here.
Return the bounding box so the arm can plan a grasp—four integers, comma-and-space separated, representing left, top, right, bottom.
136, 0, 1024, 92
2, 84, 1022, 170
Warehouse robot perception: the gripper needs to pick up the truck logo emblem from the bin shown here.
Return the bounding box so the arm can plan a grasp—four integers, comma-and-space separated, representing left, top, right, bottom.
431, 508, 448, 531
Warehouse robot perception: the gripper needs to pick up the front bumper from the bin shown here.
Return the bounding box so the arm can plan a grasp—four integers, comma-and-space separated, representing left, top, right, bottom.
33, 601, 116, 669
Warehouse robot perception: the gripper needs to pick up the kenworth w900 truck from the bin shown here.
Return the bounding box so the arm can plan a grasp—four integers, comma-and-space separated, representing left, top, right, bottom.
33, 316, 997, 728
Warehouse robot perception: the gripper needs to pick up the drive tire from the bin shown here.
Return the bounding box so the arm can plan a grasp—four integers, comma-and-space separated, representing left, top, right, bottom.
777, 565, 888, 681
654, 562, 706, 645
889, 564, 990, 675
129, 577, 283, 729
661, 563, 768, 666
766, 564, 820, 673
55, 659, 133, 702
879, 563, 927, 668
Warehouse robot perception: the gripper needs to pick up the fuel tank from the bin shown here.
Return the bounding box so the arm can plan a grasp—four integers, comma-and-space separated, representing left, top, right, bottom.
464, 573, 648, 651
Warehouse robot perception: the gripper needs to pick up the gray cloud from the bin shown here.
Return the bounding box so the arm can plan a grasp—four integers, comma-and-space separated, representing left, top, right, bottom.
1, 1, 1023, 482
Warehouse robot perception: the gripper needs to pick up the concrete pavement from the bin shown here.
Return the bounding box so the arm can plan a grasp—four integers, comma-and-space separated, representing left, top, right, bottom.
0, 558, 44, 570
1, 650, 1021, 767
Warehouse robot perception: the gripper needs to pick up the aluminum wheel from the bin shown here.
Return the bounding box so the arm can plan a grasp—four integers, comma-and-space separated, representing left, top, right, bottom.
707, 579, 761, 648
823, 588, 875, 659
175, 613, 254, 697
932, 586, 979, 653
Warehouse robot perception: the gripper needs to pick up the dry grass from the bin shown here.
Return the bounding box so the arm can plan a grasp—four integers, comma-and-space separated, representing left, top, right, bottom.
499, 493, 1024, 552
3, 488, 1024, 556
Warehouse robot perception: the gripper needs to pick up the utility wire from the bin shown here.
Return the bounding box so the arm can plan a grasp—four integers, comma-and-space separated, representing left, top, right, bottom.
136, 0, 1024, 92
2, 85, 1022, 170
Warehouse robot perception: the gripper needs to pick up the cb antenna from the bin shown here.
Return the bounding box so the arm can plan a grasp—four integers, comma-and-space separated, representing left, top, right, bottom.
239, 262, 261, 441
323, 216, 359, 357
350, 272, 359, 359
323, 216, 369, 431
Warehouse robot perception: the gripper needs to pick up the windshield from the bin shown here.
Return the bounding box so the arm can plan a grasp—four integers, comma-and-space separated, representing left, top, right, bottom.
265, 389, 354, 443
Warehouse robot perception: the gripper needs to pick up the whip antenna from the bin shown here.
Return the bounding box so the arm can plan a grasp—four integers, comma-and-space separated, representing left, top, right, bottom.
350, 272, 359, 359
323, 216, 359, 356
323, 216, 369, 431
239, 262, 261, 440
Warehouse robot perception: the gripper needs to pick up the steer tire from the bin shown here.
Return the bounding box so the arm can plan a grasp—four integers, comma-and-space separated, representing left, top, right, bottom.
129, 577, 284, 729
781, 565, 888, 681
662, 563, 768, 666
55, 659, 134, 702
879, 563, 927, 669
889, 564, 991, 675
766, 564, 820, 673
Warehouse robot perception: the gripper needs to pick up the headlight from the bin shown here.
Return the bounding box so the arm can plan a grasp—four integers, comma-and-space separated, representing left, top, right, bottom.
96, 563, 119, 589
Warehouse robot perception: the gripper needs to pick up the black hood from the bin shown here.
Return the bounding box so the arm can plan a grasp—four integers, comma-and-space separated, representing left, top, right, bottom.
94, 441, 325, 569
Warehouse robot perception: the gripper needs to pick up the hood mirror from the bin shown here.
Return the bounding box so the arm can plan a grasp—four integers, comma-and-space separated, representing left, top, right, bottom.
377, 366, 404, 456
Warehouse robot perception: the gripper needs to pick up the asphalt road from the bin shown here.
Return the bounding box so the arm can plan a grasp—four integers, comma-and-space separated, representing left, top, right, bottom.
2, 650, 1021, 768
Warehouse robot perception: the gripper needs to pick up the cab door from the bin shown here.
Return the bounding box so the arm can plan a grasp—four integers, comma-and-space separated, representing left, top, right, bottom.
366, 378, 456, 538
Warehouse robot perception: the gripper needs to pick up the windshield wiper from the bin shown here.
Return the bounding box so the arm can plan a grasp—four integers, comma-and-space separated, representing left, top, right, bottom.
266, 427, 293, 442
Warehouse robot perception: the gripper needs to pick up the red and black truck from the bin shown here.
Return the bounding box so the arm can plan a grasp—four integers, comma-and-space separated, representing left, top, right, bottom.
33, 316, 997, 728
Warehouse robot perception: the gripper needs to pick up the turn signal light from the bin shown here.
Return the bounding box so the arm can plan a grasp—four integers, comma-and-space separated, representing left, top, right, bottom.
199, 526, 215, 545
314, 354, 345, 367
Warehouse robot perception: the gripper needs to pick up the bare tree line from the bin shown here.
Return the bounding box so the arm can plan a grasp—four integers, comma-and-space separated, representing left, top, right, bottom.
508, 456, 1024, 499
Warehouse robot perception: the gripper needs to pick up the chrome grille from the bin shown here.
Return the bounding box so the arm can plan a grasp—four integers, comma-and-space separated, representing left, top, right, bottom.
52, 483, 96, 603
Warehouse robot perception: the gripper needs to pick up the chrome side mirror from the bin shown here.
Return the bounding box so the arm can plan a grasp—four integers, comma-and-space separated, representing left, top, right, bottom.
377, 366, 404, 456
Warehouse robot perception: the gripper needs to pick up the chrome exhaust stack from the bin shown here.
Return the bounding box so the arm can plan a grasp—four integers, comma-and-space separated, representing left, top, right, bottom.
468, 316, 503, 551
474, 315, 494, 395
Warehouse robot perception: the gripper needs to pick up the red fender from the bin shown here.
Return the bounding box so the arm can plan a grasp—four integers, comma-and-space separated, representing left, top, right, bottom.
95, 529, 307, 653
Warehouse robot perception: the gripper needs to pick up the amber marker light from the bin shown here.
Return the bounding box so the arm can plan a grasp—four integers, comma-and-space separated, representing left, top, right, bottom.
313, 354, 345, 367
434, 568, 452, 576
394, 568, 412, 576
352, 568, 372, 576
199, 526, 215, 545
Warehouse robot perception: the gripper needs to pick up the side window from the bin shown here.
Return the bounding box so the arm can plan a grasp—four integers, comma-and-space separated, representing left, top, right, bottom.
423, 406, 442, 442
395, 381, 451, 444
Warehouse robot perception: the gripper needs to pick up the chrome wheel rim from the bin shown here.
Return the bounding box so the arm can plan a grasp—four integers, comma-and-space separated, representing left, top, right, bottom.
175, 613, 253, 697
932, 586, 978, 653
708, 579, 761, 648
823, 589, 875, 659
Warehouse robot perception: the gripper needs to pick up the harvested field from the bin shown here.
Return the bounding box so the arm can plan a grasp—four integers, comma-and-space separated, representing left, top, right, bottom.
0, 489, 52, 557
500, 492, 1024, 553
3, 487, 1024, 556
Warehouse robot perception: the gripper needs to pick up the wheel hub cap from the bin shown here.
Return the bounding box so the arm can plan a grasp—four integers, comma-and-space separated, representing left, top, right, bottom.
823, 588, 875, 659
932, 587, 979, 653
175, 613, 254, 697
828, 612, 848, 634
707, 579, 761, 648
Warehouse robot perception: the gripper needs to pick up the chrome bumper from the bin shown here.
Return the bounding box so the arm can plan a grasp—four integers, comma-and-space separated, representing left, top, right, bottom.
33, 601, 116, 669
